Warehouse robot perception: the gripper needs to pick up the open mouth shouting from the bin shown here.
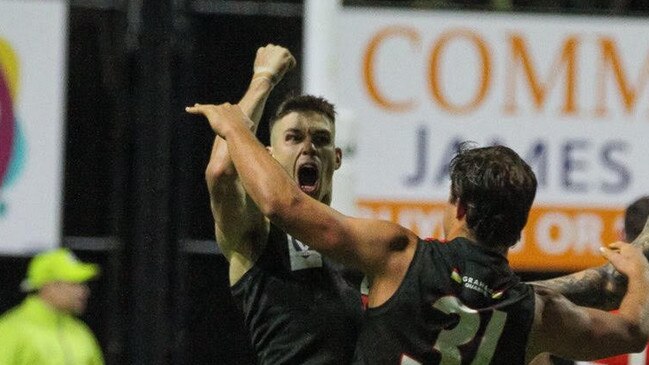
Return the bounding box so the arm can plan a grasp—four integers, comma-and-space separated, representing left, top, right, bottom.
297, 162, 320, 196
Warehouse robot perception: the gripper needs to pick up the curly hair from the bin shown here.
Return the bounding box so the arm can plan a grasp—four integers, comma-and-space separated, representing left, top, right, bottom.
449, 144, 537, 248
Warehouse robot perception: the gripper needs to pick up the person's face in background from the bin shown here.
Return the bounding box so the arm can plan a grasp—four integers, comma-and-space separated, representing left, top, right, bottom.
40, 281, 90, 314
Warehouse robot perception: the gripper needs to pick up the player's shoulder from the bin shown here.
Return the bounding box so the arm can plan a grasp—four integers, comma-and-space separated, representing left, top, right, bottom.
532, 284, 565, 300
530, 284, 575, 322
526, 285, 575, 356
532, 284, 564, 304
370, 219, 419, 252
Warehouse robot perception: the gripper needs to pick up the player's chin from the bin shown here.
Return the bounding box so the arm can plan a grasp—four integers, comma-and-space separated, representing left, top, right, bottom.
299, 183, 320, 198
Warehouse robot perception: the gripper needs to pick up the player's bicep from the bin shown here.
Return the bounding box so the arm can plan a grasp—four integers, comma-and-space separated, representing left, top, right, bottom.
212, 179, 267, 260
275, 196, 414, 274
346, 217, 417, 275
532, 288, 642, 361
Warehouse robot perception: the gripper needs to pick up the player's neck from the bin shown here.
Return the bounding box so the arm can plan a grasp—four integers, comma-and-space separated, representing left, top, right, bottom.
448, 226, 508, 256
446, 224, 474, 242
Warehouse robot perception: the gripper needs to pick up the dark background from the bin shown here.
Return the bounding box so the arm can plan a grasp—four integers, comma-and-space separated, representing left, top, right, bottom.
2, 1, 648, 364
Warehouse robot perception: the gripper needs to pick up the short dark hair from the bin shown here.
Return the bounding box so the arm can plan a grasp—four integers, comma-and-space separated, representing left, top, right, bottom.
449, 144, 537, 248
269, 94, 336, 133
625, 196, 649, 242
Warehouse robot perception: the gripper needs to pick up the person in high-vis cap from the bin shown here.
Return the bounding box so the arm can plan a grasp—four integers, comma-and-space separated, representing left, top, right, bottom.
0, 248, 104, 365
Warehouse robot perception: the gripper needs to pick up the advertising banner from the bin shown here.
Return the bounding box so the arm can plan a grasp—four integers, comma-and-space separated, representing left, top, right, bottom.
0, 1, 68, 254
328, 7, 649, 271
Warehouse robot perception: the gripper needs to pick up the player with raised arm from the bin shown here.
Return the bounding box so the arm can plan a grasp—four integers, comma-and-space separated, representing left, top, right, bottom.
188, 103, 649, 364
204, 45, 362, 364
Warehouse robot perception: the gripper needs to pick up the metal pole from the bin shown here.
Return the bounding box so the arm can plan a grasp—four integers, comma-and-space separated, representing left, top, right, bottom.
127, 0, 174, 363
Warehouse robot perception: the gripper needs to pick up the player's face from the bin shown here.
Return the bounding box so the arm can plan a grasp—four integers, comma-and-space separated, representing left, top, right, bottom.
269, 111, 341, 205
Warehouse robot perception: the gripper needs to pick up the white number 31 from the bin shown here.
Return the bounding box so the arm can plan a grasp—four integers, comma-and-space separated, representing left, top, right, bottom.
402, 296, 507, 365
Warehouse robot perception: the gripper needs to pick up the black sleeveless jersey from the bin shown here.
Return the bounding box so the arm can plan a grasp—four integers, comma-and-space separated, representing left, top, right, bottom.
231, 224, 363, 365
353, 237, 535, 365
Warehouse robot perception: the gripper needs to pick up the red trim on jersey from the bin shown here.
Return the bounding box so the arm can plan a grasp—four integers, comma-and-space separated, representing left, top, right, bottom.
361, 294, 369, 311
424, 237, 447, 243
592, 354, 630, 365
590, 345, 649, 364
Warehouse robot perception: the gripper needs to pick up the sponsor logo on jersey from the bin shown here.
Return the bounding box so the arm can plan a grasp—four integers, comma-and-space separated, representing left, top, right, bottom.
287, 234, 323, 271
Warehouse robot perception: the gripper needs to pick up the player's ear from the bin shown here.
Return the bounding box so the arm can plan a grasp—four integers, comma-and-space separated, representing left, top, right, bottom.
334, 147, 342, 170
456, 199, 467, 220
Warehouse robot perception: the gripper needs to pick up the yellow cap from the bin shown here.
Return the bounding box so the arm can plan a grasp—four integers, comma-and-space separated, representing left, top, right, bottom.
21, 248, 100, 291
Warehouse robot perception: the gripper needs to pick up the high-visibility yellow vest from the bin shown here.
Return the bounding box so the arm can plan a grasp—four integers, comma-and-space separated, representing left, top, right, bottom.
0, 295, 104, 365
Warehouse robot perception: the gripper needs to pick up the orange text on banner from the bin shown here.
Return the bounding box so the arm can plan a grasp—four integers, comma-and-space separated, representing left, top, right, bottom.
357, 199, 623, 272
363, 27, 649, 118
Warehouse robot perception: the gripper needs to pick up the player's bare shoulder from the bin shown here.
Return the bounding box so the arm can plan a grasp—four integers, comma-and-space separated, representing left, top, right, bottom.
528, 283, 587, 356
531, 284, 571, 320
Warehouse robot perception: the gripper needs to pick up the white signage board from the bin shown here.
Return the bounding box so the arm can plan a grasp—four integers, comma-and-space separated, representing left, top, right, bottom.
306, 5, 649, 270
0, 0, 68, 254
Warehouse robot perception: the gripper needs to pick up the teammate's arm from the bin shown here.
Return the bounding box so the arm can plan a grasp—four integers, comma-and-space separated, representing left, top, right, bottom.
526, 242, 649, 363
532, 218, 649, 310
189, 103, 418, 279
204, 45, 295, 284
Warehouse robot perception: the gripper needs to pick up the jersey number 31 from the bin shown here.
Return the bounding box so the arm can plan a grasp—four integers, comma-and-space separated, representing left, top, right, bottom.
402, 296, 508, 365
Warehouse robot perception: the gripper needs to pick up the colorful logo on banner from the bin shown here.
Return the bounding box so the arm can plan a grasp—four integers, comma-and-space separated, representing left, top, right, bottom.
0, 38, 26, 217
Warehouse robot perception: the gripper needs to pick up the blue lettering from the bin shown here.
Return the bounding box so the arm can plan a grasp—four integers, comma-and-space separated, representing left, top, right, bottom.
600, 141, 630, 193
562, 139, 589, 192
434, 137, 465, 185
404, 126, 428, 187
524, 140, 548, 188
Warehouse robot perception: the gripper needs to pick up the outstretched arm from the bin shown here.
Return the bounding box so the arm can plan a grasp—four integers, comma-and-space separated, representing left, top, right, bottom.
188, 103, 418, 278
533, 217, 649, 310
204, 45, 295, 284
527, 242, 649, 362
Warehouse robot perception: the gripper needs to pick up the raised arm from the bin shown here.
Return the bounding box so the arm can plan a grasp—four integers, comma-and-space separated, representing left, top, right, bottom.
204, 45, 295, 284
188, 103, 418, 280
533, 217, 649, 310
527, 242, 649, 363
